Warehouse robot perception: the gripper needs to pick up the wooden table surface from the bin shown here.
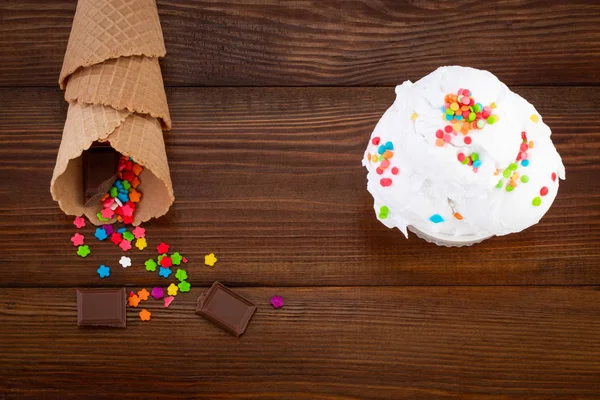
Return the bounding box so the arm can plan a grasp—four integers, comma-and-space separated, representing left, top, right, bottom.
1, 1, 600, 399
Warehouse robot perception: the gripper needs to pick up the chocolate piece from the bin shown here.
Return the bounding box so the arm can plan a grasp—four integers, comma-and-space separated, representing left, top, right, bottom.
77, 288, 126, 328
196, 282, 256, 337
82, 142, 120, 207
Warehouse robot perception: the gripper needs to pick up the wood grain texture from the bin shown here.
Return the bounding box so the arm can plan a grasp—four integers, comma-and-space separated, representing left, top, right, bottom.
1, 286, 599, 399
2, 0, 600, 87
0, 86, 598, 287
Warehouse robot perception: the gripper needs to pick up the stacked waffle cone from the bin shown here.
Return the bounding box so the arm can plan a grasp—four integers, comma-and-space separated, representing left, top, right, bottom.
51, 0, 174, 226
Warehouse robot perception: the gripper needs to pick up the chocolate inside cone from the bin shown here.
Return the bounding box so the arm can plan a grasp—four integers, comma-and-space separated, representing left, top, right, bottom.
82, 141, 120, 207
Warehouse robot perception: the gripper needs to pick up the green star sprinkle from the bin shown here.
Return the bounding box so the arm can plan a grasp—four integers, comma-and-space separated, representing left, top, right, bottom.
171, 252, 183, 266
122, 231, 134, 241
77, 245, 90, 258
145, 259, 157, 272
178, 281, 191, 293
175, 269, 187, 282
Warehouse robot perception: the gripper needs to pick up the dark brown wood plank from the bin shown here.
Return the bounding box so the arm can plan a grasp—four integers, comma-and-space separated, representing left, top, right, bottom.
2, 0, 600, 87
1, 286, 599, 399
0, 87, 599, 287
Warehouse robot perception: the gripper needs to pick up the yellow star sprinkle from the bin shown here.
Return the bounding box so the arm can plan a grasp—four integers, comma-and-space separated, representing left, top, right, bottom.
530, 114, 539, 123
490, 102, 497, 109
135, 237, 147, 250
204, 253, 218, 267
410, 112, 418, 121
167, 283, 179, 297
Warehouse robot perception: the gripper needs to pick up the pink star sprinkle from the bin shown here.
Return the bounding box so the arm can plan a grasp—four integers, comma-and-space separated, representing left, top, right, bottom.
73, 216, 86, 229
164, 296, 174, 308
132, 226, 145, 239
270, 296, 284, 309
119, 239, 132, 252
70, 233, 84, 246
101, 207, 114, 219
121, 204, 134, 217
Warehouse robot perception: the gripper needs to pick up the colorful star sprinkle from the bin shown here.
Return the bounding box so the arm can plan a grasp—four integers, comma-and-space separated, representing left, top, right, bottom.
157, 242, 170, 254
159, 267, 172, 278
145, 259, 158, 272
110, 232, 123, 245
175, 269, 187, 282
530, 114, 539, 123
94, 227, 108, 241
132, 226, 145, 239
77, 245, 90, 258
139, 309, 151, 321
122, 231, 134, 241
97, 265, 110, 278
137, 288, 150, 301
171, 252, 183, 265
270, 296, 284, 309
135, 237, 147, 250
119, 239, 132, 252
204, 253, 218, 267
159, 256, 172, 268
441, 88, 498, 137
164, 296, 174, 308
73, 216, 86, 229
119, 256, 131, 268
167, 283, 179, 296
151, 287, 164, 300
71, 233, 85, 246
98, 156, 144, 224
178, 281, 191, 293
128, 294, 140, 308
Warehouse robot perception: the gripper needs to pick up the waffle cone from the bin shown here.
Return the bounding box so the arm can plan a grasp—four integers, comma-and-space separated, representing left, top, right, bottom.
51, 0, 174, 225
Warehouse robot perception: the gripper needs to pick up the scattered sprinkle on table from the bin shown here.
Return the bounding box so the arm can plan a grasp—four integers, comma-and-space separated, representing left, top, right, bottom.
167, 283, 179, 296
270, 296, 284, 309
139, 309, 151, 321
77, 245, 91, 258
132, 226, 145, 238
97, 265, 110, 278
94, 227, 108, 241
164, 296, 174, 308
119, 256, 131, 268
157, 242, 170, 254
145, 259, 157, 272
73, 216, 86, 229
151, 287, 164, 300
175, 269, 187, 282
159, 267, 172, 278
178, 281, 191, 292
205, 253, 218, 267
71, 233, 85, 246
128, 294, 140, 308
119, 240, 132, 252
135, 237, 147, 250
137, 288, 150, 301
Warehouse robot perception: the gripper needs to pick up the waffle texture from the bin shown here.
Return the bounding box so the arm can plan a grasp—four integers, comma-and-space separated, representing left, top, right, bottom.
51, 0, 174, 225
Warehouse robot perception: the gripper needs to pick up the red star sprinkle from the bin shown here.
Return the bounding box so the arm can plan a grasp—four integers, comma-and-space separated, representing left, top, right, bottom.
160, 256, 172, 268
122, 215, 134, 224
70, 233, 84, 246
182, 257, 188, 263
111, 233, 123, 245
157, 242, 169, 254
73, 216, 86, 229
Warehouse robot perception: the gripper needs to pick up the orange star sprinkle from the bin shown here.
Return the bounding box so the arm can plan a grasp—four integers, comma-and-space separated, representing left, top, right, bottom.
129, 189, 141, 203
137, 288, 150, 301
139, 309, 151, 321
128, 294, 140, 307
